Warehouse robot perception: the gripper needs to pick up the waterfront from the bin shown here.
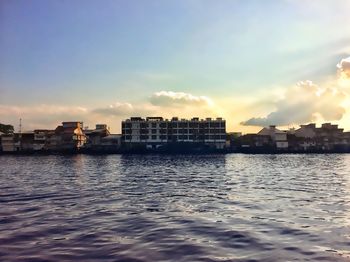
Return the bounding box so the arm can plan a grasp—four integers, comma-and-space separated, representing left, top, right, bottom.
0, 154, 349, 261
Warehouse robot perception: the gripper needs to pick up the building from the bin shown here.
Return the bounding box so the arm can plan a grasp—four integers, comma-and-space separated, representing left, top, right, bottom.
295, 123, 317, 138
1, 134, 16, 152
48, 122, 86, 151
20, 132, 35, 152
84, 124, 110, 148
240, 134, 271, 148
294, 123, 346, 151
122, 117, 226, 150
84, 124, 121, 152
33, 130, 53, 151
226, 132, 242, 151
258, 125, 288, 149
0, 131, 3, 151
98, 134, 122, 152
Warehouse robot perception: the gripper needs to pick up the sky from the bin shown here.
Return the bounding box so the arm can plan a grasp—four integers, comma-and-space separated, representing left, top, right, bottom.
0, 0, 350, 133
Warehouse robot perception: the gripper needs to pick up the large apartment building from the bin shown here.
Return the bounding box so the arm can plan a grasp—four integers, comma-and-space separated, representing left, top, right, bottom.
121, 117, 226, 149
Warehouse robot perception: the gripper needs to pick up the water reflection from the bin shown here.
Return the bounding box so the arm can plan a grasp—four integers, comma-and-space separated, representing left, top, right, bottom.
0, 154, 349, 261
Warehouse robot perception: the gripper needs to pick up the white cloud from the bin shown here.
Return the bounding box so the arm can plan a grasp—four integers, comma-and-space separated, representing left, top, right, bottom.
150, 91, 214, 107
242, 56, 350, 127
242, 80, 346, 126
337, 56, 350, 79
92, 102, 134, 116
0, 90, 219, 132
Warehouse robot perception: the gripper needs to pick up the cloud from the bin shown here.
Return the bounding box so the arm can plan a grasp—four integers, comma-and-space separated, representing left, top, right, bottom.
242, 80, 346, 126
92, 102, 134, 116
0, 104, 90, 130
337, 56, 350, 79
0, 104, 88, 116
150, 91, 214, 107
0, 89, 218, 132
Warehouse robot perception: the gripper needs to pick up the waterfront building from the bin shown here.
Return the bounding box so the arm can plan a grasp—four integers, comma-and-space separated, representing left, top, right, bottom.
33, 130, 53, 151
121, 117, 226, 150
84, 124, 110, 147
48, 122, 86, 151
98, 134, 122, 152
294, 123, 347, 151
295, 123, 317, 138
258, 126, 288, 149
240, 134, 271, 149
1, 134, 16, 152
0, 131, 3, 151
84, 124, 121, 152
20, 132, 35, 152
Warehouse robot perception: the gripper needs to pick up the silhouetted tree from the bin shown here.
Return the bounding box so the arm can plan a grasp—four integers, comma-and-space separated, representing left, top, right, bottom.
0, 123, 14, 134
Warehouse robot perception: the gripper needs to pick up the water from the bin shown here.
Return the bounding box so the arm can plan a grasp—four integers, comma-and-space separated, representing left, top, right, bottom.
0, 154, 349, 262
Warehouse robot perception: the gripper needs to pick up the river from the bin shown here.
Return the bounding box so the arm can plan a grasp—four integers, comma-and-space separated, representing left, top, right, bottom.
0, 154, 349, 261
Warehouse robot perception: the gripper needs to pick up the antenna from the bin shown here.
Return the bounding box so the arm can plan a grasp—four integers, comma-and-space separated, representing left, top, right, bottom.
18, 118, 22, 150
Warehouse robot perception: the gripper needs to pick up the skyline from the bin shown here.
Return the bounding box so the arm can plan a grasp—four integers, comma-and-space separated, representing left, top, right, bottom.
1, 0, 350, 133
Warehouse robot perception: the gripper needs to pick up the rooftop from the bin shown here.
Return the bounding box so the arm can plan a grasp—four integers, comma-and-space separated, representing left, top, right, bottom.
124, 117, 225, 122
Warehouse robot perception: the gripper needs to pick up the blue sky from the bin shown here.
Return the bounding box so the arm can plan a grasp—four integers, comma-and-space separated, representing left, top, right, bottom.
1, 0, 350, 132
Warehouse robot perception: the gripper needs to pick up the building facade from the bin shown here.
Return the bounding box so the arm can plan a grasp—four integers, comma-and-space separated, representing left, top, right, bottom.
258, 125, 289, 149
122, 117, 226, 150
1, 134, 16, 152
47, 122, 86, 151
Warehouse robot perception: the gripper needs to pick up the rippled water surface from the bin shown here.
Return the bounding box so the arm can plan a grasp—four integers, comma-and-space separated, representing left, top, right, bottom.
1, 154, 350, 261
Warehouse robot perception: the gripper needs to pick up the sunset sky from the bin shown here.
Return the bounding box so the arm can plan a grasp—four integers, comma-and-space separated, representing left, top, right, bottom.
1, 0, 350, 133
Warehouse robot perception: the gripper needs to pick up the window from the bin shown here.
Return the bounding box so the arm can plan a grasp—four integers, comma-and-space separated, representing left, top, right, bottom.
152, 135, 157, 140
140, 129, 148, 134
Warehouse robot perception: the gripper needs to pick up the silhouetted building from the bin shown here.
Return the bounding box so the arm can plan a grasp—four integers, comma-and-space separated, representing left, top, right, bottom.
293, 123, 348, 151
258, 125, 288, 150
20, 132, 35, 152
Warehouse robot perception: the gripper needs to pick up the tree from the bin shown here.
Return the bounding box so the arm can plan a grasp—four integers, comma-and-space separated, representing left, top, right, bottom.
0, 123, 14, 134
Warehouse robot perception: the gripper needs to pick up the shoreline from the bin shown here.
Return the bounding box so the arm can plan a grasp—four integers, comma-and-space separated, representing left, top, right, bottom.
2, 149, 350, 155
